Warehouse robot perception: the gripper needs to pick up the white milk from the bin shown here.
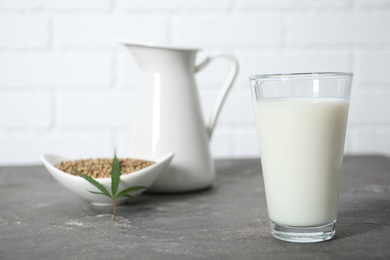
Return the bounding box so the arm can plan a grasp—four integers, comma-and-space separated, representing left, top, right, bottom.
254, 98, 349, 227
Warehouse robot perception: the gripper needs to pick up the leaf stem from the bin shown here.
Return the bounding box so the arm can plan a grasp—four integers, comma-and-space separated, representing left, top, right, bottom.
112, 199, 116, 222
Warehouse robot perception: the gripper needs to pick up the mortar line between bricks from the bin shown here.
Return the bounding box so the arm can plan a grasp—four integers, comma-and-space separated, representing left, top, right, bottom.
228, 0, 236, 11
1, 5, 390, 15
110, 49, 118, 90
165, 12, 172, 45
47, 16, 53, 49
51, 88, 58, 129
107, 0, 115, 12
281, 13, 288, 50
350, 47, 356, 74
1, 45, 390, 53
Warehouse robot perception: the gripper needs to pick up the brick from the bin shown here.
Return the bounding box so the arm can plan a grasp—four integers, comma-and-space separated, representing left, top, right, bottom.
221, 88, 255, 124
239, 51, 350, 85
44, 0, 111, 10
351, 12, 390, 44
348, 89, 390, 124
173, 14, 282, 46
199, 86, 254, 126
115, 132, 133, 157
118, 0, 230, 10
238, 0, 351, 9
0, 53, 112, 87
0, 132, 113, 165
210, 126, 233, 158
199, 89, 218, 123
195, 51, 236, 86
0, 0, 111, 10
47, 53, 112, 88
0, 16, 49, 48
0, 0, 42, 10
344, 128, 354, 155
351, 128, 390, 156
235, 127, 260, 158
57, 92, 137, 127
356, 0, 390, 8
288, 12, 390, 45
355, 51, 390, 84
288, 14, 350, 45
0, 93, 51, 128
116, 51, 141, 88
54, 15, 169, 48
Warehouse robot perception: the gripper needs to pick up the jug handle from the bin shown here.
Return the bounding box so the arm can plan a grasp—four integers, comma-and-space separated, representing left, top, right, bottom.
195, 51, 239, 140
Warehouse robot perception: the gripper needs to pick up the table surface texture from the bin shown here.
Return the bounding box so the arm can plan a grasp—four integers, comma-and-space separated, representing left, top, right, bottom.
1, 155, 389, 260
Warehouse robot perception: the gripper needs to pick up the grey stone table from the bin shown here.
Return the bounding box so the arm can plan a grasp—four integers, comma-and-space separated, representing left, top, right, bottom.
1, 156, 390, 260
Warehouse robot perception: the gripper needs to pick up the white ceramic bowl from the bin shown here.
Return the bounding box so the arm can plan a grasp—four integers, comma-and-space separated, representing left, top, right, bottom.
41, 153, 174, 206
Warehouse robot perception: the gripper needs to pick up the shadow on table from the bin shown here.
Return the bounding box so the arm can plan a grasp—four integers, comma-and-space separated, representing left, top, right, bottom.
84, 185, 217, 216
336, 198, 390, 240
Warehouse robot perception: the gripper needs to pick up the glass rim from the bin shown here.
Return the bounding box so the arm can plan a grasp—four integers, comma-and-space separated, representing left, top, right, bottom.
249, 72, 353, 81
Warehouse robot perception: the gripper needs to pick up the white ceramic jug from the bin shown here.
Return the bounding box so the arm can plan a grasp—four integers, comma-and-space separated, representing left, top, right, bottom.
122, 42, 239, 192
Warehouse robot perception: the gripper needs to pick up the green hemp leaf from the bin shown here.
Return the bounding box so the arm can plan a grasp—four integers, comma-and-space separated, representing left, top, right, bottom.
73, 153, 145, 221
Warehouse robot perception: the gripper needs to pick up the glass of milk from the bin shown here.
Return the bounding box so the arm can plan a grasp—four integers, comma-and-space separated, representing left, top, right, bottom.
249, 72, 352, 243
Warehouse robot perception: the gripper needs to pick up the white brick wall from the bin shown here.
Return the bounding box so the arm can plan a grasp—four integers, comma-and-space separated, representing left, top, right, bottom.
1, 0, 390, 165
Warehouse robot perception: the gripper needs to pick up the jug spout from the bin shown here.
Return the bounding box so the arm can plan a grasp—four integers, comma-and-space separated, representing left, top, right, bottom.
121, 42, 200, 71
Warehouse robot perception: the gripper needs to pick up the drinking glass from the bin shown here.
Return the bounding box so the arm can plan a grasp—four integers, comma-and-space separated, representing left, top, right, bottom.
249, 72, 352, 243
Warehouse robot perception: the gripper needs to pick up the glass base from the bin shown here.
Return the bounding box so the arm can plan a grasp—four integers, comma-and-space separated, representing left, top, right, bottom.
270, 220, 336, 243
